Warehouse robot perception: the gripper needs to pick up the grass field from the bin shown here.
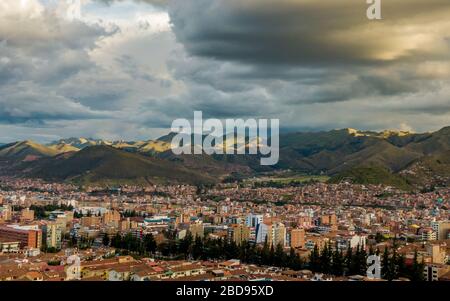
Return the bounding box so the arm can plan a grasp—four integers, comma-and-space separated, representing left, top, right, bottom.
245, 173, 330, 185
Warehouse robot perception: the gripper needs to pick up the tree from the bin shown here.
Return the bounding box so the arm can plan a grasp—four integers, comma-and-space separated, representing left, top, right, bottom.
375, 233, 385, 243
381, 246, 398, 281
274, 243, 286, 267
396, 254, 407, 278
179, 233, 193, 259
387, 247, 398, 280
143, 234, 157, 255
224, 239, 239, 260
357, 245, 368, 276
110, 233, 122, 249
192, 236, 204, 259
381, 246, 390, 280
102, 233, 110, 247
319, 243, 332, 274
309, 244, 321, 272
261, 237, 270, 265
344, 245, 353, 276
288, 248, 302, 271
332, 244, 344, 276
268, 244, 275, 266
409, 250, 425, 281
349, 244, 361, 275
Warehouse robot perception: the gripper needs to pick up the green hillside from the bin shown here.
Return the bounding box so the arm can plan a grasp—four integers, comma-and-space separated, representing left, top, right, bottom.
26, 145, 216, 185
400, 150, 450, 188
0, 141, 59, 161
328, 165, 412, 191
3, 126, 449, 188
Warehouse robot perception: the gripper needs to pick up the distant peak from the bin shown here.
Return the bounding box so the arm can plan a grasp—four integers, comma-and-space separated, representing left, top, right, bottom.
345, 128, 359, 135
437, 126, 450, 134
22, 140, 38, 145
381, 130, 411, 138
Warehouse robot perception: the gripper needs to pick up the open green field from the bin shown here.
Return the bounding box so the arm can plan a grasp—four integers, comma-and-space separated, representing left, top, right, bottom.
244, 173, 330, 185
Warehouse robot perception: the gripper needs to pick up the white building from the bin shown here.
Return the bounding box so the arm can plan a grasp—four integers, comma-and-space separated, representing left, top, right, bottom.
246, 214, 263, 228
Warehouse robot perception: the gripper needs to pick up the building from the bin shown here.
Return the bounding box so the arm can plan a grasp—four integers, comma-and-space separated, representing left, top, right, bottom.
305, 236, 328, 251
20, 208, 34, 222
49, 211, 70, 233
0, 205, 12, 222
103, 210, 121, 227
290, 228, 305, 249
189, 222, 204, 238
298, 216, 313, 228
41, 222, 62, 250
81, 216, 102, 228
349, 234, 367, 249
55, 215, 68, 234
228, 224, 250, 245
246, 214, 263, 228
268, 223, 286, 247
423, 264, 450, 281
320, 214, 337, 226
431, 221, 450, 241
256, 222, 287, 247
256, 222, 270, 244
427, 244, 447, 264
421, 228, 437, 241
0, 240, 20, 253
0, 225, 42, 249
119, 218, 131, 232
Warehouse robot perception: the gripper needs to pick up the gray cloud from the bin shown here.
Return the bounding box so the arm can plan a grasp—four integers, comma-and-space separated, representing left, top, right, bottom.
1, 0, 450, 142
95, 0, 167, 8
169, 0, 450, 66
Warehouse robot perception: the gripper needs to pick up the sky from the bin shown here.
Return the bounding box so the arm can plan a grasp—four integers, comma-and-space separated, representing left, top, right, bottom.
1, 0, 450, 143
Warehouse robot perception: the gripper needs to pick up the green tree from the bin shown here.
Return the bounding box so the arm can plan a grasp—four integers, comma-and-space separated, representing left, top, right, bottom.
357, 245, 368, 276
268, 244, 275, 266
261, 237, 270, 265
274, 243, 286, 267
396, 253, 407, 278
319, 243, 332, 274
409, 250, 425, 281
102, 233, 110, 246
192, 236, 204, 259
381, 246, 390, 280
344, 245, 353, 276
309, 244, 321, 272
143, 233, 157, 254
179, 233, 193, 258
332, 245, 345, 276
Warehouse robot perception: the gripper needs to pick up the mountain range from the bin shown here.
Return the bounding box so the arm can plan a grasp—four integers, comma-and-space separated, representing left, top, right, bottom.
0, 127, 449, 189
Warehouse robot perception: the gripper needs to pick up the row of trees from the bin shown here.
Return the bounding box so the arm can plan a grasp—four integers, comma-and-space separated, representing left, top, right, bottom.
309, 242, 425, 281
11, 204, 73, 219
108, 233, 157, 256
104, 231, 426, 281
309, 243, 369, 276
108, 232, 304, 270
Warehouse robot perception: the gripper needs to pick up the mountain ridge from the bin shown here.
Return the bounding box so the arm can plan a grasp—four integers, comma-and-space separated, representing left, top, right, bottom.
1, 126, 448, 189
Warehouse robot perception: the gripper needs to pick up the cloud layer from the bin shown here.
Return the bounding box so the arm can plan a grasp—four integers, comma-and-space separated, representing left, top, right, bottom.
1, 0, 450, 142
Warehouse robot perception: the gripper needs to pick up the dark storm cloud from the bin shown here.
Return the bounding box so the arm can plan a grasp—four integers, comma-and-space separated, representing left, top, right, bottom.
169, 0, 450, 66
1, 0, 450, 141
160, 0, 450, 130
